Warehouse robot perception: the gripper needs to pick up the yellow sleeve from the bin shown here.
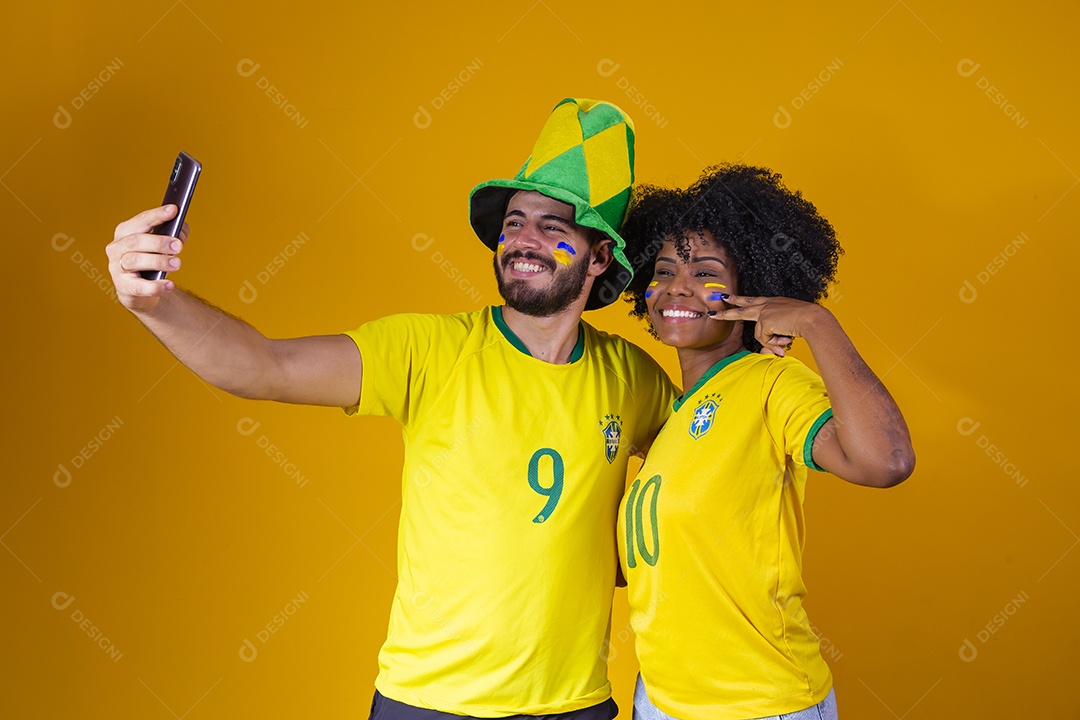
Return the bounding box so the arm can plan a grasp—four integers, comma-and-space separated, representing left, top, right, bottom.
761, 357, 833, 471
627, 344, 679, 452
341, 313, 440, 424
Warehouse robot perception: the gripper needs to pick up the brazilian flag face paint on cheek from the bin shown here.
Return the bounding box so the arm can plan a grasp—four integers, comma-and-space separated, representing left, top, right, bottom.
645, 281, 658, 299
705, 282, 727, 301
497, 234, 506, 256
553, 241, 576, 267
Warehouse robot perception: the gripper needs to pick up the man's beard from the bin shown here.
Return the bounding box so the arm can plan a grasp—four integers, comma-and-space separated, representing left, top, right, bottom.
494, 250, 590, 317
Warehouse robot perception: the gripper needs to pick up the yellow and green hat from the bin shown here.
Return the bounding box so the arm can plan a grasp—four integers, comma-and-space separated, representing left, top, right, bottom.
470, 97, 636, 310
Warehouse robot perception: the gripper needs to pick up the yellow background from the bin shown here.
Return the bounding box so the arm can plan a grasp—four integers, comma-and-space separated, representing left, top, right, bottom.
4, 1, 1076, 717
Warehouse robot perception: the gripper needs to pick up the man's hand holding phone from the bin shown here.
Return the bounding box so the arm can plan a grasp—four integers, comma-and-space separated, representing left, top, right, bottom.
107, 205, 188, 313
107, 151, 200, 313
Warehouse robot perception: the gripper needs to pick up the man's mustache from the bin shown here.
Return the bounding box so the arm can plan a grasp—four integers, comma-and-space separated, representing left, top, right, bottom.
501, 250, 555, 273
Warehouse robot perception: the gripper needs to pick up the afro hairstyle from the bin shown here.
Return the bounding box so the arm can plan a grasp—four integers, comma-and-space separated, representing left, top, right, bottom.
621, 163, 843, 352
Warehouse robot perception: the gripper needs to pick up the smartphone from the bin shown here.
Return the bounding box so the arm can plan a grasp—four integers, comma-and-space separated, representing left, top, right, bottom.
142, 151, 201, 281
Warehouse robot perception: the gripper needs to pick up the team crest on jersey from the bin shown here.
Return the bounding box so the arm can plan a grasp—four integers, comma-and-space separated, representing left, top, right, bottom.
599, 414, 623, 464
688, 394, 722, 440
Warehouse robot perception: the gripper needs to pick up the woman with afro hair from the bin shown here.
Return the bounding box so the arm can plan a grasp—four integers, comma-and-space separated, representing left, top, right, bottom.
617, 164, 915, 720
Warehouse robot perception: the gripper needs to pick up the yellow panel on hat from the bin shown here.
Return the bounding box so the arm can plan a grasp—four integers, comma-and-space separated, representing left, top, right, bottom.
583, 122, 631, 206
525, 101, 585, 178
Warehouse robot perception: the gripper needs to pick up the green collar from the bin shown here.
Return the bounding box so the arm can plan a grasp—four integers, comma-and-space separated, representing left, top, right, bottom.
492, 306, 585, 364
673, 350, 752, 412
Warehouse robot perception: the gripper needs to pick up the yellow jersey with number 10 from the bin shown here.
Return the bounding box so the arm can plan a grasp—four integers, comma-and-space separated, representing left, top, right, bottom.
619, 350, 834, 720
346, 307, 676, 717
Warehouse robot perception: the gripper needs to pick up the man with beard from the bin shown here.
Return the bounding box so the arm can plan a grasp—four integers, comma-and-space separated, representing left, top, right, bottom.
106, 98, 676, 719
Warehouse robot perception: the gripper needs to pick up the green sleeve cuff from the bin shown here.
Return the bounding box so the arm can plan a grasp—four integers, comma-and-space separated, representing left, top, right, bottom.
803, 408, 834, 472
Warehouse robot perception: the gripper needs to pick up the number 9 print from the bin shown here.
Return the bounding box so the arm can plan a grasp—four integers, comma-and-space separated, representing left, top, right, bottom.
528, 448, 564, 523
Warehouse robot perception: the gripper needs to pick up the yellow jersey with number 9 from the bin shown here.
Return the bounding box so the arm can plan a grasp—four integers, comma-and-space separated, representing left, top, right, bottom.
619, 350, 834, 720
345, 307, 676, 716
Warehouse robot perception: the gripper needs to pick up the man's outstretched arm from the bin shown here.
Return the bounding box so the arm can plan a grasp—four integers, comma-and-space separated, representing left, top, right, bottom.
107, 204, 362, 407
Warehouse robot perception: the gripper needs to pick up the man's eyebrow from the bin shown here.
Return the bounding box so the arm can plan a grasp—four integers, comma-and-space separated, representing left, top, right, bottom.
541, 213, 575, 227
502, 209, 576, 227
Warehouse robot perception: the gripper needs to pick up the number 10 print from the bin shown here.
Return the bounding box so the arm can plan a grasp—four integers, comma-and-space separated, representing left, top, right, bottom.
624, 475, 661, 568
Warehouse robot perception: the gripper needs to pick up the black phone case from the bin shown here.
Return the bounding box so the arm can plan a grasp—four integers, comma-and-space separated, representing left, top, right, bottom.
142, 151, 201, 281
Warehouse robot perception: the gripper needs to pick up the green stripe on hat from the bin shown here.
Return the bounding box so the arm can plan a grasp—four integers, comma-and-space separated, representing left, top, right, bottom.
526, 145, 589, 208
469, 97, 638, 310
594, 187, 631, 234
578, 102, 626, 140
